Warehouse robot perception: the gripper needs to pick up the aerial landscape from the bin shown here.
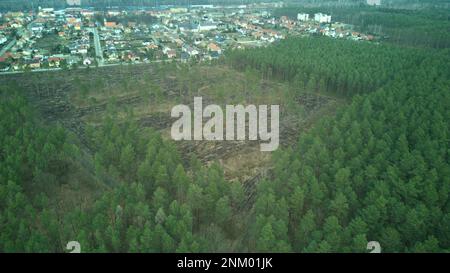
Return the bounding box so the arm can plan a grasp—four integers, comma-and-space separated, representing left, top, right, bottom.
0, 0, 449, 255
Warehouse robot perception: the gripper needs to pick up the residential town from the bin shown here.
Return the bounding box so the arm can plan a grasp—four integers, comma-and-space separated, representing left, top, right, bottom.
0, 3, 377, 73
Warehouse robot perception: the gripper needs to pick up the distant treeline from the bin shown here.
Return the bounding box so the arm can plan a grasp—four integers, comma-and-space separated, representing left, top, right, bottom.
1, 0, 448, 11
0, 0, 280, 12
284, 0, 450, 8
274, 6, 450, 49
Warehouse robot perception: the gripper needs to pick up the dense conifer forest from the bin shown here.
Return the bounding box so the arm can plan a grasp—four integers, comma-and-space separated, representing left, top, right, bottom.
0, 4, 449, 252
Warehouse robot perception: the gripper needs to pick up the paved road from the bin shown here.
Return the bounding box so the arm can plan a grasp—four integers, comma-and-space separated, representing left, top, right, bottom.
87, 27, 104, 66
0, 38, 17, 57
0, 59, 180, 75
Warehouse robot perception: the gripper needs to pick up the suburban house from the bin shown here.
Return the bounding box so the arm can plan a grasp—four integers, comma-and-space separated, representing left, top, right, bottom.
104, 21, 118, 28
28, 59, 41, 69
198, 22, 217, 32
166, 49, 177, 59
207, 43, 222, 54
83, 58, 92, 66
47, 57, 63, 67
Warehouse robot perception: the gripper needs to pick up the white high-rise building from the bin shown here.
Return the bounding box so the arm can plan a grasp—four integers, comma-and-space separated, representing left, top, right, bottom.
297, 13, 309, 21
367, 0, 382, 6
67, 0, 81, 6
314, 13, 331, 24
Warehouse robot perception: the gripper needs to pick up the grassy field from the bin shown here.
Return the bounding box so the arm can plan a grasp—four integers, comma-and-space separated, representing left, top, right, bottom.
34, 33, 67, 54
